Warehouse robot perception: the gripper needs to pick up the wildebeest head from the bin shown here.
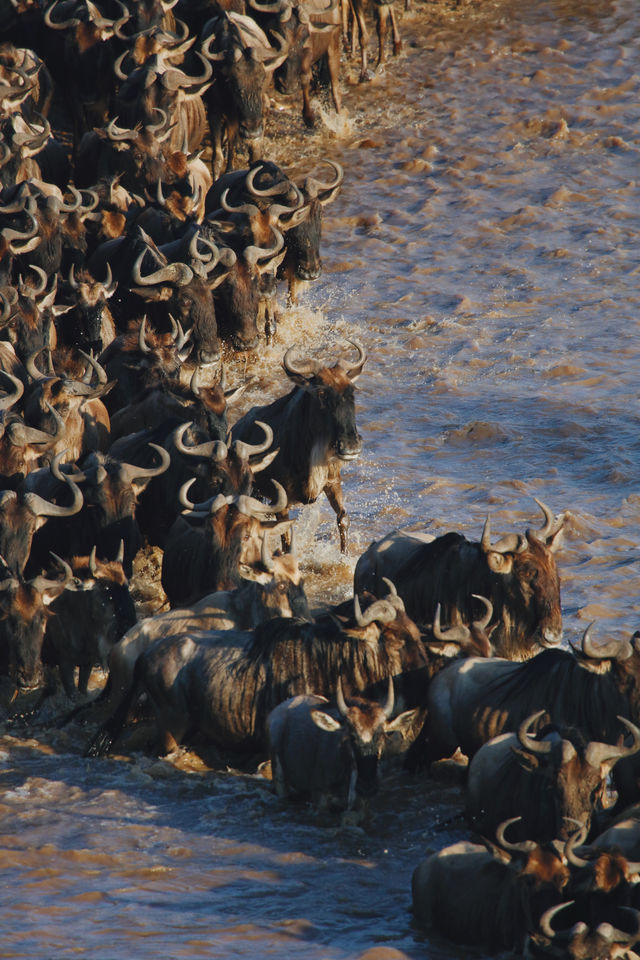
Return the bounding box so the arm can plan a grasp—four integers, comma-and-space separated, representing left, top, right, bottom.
129, 228, 232, 365
0, 466, 83, 574
572, 625, 640, 727
281, 160, 343, 289
510, 711, 640, 840
429, 593, 495, 659
533, 900, 640, 959
480, 498, 564, 651
311, 676, 420, 802
174, 416, 278, 501
68, 544, 137, 647
0, 554, 72, 691
201, 15, 271, 142
282, 339, 365, 461
57, 263, 118, 355
239, 531, 310, 622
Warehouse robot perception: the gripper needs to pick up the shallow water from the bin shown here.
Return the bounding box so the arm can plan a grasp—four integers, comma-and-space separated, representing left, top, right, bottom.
2, 1, 640, 957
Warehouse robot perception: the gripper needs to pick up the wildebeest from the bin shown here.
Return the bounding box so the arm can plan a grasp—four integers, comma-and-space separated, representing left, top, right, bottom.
528, 899, 640, 959
466, 711, 640, 843
231, 339, 365, 552
415, 625, 640, 799
87, 589, 428, 757
25, 443, 170, 577
43, 544, 137, 698
267, 676, 419, 810
0, 552, 72, 693
199, 12, 288, 177
160, 479, 289, 606
0, 456, 83, 573
354, 498, 565, 659
411, 817, 572, 953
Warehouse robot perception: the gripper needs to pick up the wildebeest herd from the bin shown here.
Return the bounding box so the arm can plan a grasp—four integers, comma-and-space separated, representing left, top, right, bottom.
2, 2, 640, 958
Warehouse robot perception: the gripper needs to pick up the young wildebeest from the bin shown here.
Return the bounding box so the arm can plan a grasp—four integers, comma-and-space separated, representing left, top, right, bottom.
267, 676, 419, 810
354, 498, 565, 660
43, 545, 137, 698
230, 340, 366, 553
466, 711, 640, 843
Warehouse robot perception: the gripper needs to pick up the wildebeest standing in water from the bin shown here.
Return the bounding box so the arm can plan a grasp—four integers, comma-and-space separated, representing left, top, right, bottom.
354, 498, 565, 659
231, 340, 366, 552
268, 675, 420, 810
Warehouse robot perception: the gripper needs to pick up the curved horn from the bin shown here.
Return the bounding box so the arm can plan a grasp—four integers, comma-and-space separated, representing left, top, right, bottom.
233, 420, 273, 461
527, 498, 564, 546
383, 674, 394, 719
538, 901, 576, 939
138, 315, 151, 355
106, 117, 139, 141
132, 248, 193, 286
432, 603, 470, 644
585, 716, 640, 767
338, 339, 366, 380
173, 421, 227, 461
89, 545, 98, 578
581, 622, 632, 662
260, 534, 275, 573
44, 1, 80, 29
243, 226, 284, 269
282, 343, 321, 382
78, 349, 108, 385
220, 186, 259, 219
517, 710, 552, 755
24, 474, 83, 518
353, 594, 397, 627
245, 164, 293, 199
119, 443, 171, 483
0, 370, 24, 411
235, 479, 288, 518
306, 159, 344, 200
336, 676, 349, 717
495, 816, 537, 853
480, 515, 527, 555
563, 819, 591, 868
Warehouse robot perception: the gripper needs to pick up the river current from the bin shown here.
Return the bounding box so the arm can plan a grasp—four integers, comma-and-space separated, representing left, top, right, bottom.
2, 1, 640, 956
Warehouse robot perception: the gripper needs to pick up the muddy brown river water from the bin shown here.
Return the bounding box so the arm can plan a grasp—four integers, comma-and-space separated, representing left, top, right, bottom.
2, 0, 640, 956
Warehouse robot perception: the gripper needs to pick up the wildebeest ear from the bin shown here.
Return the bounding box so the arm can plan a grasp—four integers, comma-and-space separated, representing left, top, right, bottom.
311, 710, 341, 733
547, 526, 564, 554
385, 708, 423, 754
485, 551, 513, 575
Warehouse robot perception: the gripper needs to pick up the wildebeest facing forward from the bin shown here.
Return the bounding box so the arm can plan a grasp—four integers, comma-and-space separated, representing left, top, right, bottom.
231, 339, 366, 552
267, 676, 420, 810
354, 498, 565, 659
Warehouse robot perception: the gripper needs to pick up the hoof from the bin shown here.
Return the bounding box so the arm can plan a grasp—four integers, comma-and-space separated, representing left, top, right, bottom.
359, 69, 375, 83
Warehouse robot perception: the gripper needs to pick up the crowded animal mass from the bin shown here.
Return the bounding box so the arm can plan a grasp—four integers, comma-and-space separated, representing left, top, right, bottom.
1, 0, 640, 957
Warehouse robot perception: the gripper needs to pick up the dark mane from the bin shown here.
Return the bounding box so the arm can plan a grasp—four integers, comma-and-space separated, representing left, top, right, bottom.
478, 649, 628, 744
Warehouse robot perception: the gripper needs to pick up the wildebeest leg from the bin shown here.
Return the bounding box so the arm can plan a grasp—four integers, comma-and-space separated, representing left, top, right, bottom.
352, 0, 372, 81
301, 51, 316, 128
77, 662, 92, 697
59, 660, 78, 699
278, 510, 292, 551
327, 39, 343, 114
376, 5, 400, 68
211, 119, 226, 180
389, 5, 402, 57
324, 466, 349, 553
272, 754, 288, 798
